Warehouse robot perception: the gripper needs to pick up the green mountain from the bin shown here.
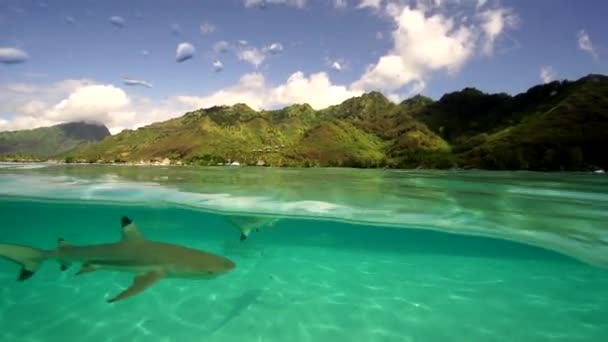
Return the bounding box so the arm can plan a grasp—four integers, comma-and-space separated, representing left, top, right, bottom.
64, 92, 450, 168
0, 121, 111, 159
410, 74, 608, 170
6, 74, 606, 171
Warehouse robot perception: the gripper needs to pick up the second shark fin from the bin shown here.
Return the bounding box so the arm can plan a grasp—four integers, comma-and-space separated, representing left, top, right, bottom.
57, 238, 71, 271
107, 271, 164, 303
120, 216, 145, 242
240, 228, 251, 242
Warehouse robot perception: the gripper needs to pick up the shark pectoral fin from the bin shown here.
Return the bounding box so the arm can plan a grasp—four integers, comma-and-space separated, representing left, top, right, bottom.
76, 264, 98, 275
120, 216, 145, 242
107, 271, 164, 303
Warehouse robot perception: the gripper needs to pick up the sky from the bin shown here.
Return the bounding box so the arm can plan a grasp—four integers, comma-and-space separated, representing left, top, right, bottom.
0, 0, 606, 134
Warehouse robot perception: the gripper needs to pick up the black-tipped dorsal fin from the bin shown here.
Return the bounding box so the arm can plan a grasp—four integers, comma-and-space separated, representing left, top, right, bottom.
121, 216, 144, 241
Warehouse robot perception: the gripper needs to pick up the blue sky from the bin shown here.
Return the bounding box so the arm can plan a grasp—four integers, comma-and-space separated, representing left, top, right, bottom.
0, 0, 606, 133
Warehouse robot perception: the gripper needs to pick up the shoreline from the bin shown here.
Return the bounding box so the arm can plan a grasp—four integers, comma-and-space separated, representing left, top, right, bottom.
0, 159, 605, 174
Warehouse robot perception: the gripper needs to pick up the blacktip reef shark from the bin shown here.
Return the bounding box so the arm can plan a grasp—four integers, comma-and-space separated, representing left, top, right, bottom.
0, 216, 236, 303
224, 214, 281, 241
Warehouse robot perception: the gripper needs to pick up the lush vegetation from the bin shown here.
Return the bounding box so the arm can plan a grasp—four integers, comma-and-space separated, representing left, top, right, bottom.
62, 91, 451, 168
3, 74, 606, 171
411, 74, 608, 171
0, 122, 110, 159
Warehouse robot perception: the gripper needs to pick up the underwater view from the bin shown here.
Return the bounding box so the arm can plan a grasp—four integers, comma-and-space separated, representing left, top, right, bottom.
1, 163, 608, 341
2, 0, 608, 341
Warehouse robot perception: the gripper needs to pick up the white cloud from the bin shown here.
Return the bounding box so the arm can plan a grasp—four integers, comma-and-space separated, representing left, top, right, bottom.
578, 30, 598, 60
244, 0, 265, 7
7, 83, 36, 93
263, 42, 284, 55
244, 0, 306, 8
357, 0, 382, 9
386, 93, 401, 103
405, 79, 426, 96
176, 71, 361, 111
368, 79, 426, 104
213, 41, 230, 53
176, 73, 270, 110
334, 0, 348, 9
213, 60, 223, 72
0, 71, 360, 134
0, 80, 192, 134
0, 116, 55, 132
200, 22, 216, 34
376, 31, 383, 40
237, 47, 266, 67
478, 7, 517, 55
0, 47, 29, 64
123, 77, 152, 88
352, 3, 517, 92
109, 16, 126, 28
65, 16, 75, 24
237, 42, 284, 67
176, 42, 195, 62
141, 50, 150, 57
326, 56, 349, 72
540, 66, 557, 84
0, 81, 143, 133
476, 0, 487, 9
352, 55, 414, 91
108, 95, 196, 134
352, 7, 474, 91
331, 61, 343, 72
273, 72, 361, 109
46, 85, 130, 124
18, 100, 47, 115
1, 80, 91, 123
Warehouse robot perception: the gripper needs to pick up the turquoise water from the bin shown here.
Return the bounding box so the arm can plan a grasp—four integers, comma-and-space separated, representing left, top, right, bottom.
1, 163, 608, 341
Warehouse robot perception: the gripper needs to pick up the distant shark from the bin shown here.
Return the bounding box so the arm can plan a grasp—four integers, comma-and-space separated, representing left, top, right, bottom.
0, 216, 236, 303
224, 215, 281, 241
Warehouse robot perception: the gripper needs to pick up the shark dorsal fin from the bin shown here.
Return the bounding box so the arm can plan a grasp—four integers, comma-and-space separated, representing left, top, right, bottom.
121, 216, 144, 241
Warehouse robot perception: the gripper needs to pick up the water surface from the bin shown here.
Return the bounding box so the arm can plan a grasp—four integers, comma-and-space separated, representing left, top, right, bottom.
0, 163, 607, 341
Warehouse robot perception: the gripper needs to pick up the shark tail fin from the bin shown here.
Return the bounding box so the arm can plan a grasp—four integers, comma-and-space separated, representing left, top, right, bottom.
0, 243, 48, 281
57, 238, 71, 271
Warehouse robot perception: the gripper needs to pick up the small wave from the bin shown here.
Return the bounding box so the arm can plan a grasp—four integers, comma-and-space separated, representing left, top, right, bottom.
0, 171, 607, 268
507, 187, 608, 203
0, 162, 49, 170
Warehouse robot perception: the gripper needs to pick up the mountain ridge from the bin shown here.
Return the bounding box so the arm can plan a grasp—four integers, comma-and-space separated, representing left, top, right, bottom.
2, 74, 606, 171
0, 121, 111, 158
